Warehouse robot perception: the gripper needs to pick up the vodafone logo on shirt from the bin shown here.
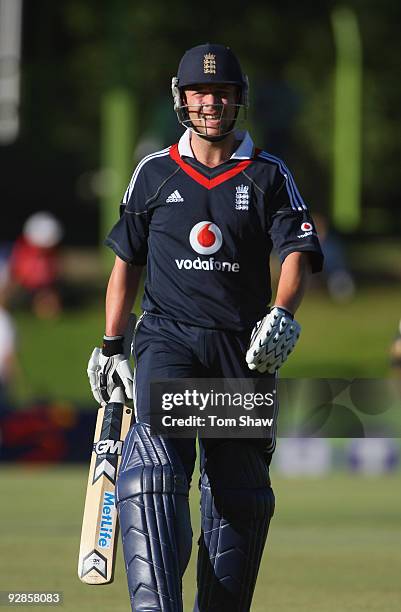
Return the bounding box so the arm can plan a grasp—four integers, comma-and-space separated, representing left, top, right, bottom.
174, 221, 240, 273
189, 222, 222, 255
297, 221, 315, 239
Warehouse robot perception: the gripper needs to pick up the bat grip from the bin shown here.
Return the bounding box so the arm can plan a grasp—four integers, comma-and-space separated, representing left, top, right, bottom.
109, 386, 125, 403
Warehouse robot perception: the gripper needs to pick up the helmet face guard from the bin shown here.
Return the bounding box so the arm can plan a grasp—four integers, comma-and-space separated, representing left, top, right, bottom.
172, 80, 248, 139
172, 43, 249, 139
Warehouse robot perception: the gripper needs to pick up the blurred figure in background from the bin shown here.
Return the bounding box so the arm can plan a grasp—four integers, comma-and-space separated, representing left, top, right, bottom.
390, 320, 401, 376
313, 213, 355, 302
0, 265, 17, 411
253, 75, 301, 159
9, 211, 63, 318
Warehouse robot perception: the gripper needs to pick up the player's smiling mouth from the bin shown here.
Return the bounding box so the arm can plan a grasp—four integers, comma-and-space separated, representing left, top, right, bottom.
200, 114, 220, 119
199, 114, 223, 125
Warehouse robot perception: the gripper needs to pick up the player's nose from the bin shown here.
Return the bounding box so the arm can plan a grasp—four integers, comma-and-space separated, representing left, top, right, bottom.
201, 93, 221, 107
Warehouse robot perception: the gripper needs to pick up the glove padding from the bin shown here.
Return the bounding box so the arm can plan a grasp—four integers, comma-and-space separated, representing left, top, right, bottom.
87, 348, 133, 406
246, 307, 301, 373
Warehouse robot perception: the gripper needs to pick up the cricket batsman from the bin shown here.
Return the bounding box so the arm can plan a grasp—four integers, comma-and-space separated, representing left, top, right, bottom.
88, 43, 323, 611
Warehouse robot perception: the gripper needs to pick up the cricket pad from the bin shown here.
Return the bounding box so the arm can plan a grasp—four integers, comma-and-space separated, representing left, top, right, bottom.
194, 441, 275, 612
116, 423, 192, 612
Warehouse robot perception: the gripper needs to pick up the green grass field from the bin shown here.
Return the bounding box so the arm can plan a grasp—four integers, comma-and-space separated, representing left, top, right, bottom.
11, 285, 401, 405
3, 283, 401, 610
1, 467, 400, 611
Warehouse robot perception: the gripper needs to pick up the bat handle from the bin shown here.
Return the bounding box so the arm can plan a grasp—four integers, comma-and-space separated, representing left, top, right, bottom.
109, 386, 125, 403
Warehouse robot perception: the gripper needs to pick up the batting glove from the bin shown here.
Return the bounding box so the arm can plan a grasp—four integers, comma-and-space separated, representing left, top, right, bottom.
87, 344, 133, 406
246, 307, 301, 374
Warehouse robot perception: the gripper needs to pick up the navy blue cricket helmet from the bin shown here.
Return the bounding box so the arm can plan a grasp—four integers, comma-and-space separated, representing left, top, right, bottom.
171, 43, 249, 137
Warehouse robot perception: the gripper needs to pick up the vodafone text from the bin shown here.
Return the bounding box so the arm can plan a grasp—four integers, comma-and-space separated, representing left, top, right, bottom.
175, 257, 240, 272
297, 230, 315, 239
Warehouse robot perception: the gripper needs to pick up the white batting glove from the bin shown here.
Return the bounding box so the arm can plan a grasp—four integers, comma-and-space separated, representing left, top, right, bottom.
87, 347, 133, 406
246, 307, 301, 374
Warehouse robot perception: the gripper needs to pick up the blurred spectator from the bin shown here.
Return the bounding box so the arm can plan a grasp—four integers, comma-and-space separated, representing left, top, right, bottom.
0, 265, 17, 411
314, 214, 355, 302
347, 439, 399, 474
389, 320, 401, 375
9, 212, 63, 318
254, 78, 301, 158
0, 241, 13, 270
274, 438, 332, 477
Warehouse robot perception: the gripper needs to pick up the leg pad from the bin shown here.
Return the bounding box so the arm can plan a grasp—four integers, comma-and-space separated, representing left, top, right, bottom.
195, 442, 275, 611
117, 423, 192, 612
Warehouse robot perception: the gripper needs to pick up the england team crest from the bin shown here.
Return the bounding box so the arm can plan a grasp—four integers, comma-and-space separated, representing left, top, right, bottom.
235, 184, 249, 210
203, 53, 216, 74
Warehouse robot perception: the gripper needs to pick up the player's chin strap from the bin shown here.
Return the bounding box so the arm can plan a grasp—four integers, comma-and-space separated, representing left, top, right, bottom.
194, 127, 236, 143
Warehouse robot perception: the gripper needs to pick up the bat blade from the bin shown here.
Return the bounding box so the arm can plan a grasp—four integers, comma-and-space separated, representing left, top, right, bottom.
78, 400, 132, 584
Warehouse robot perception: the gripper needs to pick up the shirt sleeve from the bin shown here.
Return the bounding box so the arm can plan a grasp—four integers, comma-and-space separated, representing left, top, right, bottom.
104, 165, 149, 265
267, 164, 324, 273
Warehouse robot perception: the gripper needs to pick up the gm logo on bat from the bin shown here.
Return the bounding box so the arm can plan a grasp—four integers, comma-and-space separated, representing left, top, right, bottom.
93, 439, 123, 455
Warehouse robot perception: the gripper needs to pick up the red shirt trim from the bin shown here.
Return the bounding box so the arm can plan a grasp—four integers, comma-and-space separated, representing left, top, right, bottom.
169, 143, 253, 190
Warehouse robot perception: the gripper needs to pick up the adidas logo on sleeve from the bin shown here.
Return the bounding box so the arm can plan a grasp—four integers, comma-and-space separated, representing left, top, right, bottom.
166, 190, 184, 203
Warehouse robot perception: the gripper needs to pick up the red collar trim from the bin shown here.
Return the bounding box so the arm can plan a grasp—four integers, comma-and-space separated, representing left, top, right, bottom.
170, 143, 253, 190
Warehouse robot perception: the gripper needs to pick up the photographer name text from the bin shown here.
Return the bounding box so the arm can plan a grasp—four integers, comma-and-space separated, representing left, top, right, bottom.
161, 414, 274, 428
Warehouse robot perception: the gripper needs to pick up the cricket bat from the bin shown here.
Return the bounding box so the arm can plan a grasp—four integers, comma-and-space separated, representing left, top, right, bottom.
78, 314, 136, 585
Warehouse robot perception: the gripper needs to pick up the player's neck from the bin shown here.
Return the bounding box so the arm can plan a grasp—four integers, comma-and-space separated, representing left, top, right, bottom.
190, 131, 236, 168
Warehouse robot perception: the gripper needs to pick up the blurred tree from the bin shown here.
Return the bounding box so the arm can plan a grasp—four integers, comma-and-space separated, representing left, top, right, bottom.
0, 0, 399, 245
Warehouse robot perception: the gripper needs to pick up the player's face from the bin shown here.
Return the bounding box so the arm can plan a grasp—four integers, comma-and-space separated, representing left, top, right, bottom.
183, 84, 239, 137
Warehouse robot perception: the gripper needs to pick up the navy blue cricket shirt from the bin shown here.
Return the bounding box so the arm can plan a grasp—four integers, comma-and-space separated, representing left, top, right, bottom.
105, 129, 323, 331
